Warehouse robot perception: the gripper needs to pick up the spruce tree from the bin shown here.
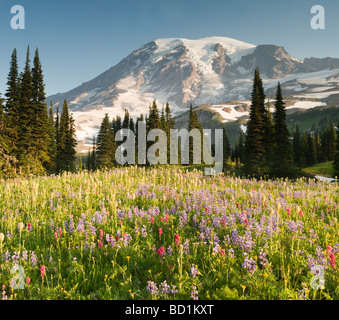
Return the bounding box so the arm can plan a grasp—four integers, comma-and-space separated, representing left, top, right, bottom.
243, 68, 266, 177
148, 100, 161, 130
91, 136, 97, 171
271, 82, 296, 178
31, 48, 50, 173
17, 46, 35, 174
147, 101, 161, 164
86, 148, 92, 171
0, 95, 16, 177
56, 100, 77, 173
307, 133, 317, 166
96, 114, 116, 169
4, 49, 20, 160
46, 103, 57, 173
122, 108, 130, 129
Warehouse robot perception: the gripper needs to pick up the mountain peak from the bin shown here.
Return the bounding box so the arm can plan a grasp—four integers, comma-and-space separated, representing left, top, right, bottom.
47, 36, 339, 148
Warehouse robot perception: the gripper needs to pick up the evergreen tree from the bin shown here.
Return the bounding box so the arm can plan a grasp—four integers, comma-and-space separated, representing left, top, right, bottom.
56, 100, 77, 172
147, 101, 161, 164
307, 133, 317, 166
91, 136, 97, 171
148, 100, 161, 130
112, 115, 122, 135
96, 114, 116, 169
271, 82, 296, 177
46, 103, 57, 173
0, 95, 16, 177
4, 48, 20, 160
243, 68, 266, 177
17, 46, 35, 174
315, 133, 322, 163
86, 148, 92, 171
31, 48, 50, 173
233, 137, 239, 162
122, 108, 130, 129
129, 117, 135, 133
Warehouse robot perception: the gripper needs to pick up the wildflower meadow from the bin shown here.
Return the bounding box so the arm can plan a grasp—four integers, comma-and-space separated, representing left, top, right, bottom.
0, 166, 338, 300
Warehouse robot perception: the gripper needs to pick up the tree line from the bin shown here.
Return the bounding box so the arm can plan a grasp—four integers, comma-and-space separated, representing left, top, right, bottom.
86, 100, 223, 170
88, 67, 339, 179
1, 49, 338, 179
0, 47, 77, 178
231, 68, 339, 178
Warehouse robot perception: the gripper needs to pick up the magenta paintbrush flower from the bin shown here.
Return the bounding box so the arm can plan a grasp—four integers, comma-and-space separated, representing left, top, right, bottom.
40, 265, 46, 278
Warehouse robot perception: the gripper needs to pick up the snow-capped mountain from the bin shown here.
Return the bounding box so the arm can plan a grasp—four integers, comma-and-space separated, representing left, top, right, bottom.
47, 36, 339, 148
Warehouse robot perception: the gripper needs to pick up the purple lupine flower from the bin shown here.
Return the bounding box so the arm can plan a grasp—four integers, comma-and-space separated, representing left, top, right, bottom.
141, 226, 147, 238
170, 285, 178, 295
167, 245, 173, 255
190, 286, 198, 300
76, 219, 85, 233
160, 281, 171, 294
30, 251, 37, 266
146, 281, 159, 295
183, 239, 190, 254
242, 254, 257, 274
228, 248, 235, 258
3, 250, 11, 263
21, 251, 28, 261
258, 249, 268, 267
12, 252, 20, 264
190, 264, 198, 278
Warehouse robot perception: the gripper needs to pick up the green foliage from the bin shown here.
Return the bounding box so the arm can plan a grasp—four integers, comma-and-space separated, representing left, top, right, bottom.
243, 68, 267, 177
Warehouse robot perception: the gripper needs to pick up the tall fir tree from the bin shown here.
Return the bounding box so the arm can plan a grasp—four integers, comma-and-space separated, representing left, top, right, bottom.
17, 46, 35, 174
46, 102, 57, 173
96, 114, 116, 169
4, 48, 20, 161
243, 68, 266, 177
56, 100, 77, 172
0, 95, 16, 177
271, 83, 296, 177
31, 48, 50, 173
122, 108, 130, 129
147, 100, 161, 164
91, 136, 97, 171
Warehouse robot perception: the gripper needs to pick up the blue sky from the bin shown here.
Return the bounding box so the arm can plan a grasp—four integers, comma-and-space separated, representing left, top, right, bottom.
0, 0, 338, 96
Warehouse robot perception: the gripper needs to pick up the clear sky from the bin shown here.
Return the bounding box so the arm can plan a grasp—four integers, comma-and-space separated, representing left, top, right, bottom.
0, 0, 338, 97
